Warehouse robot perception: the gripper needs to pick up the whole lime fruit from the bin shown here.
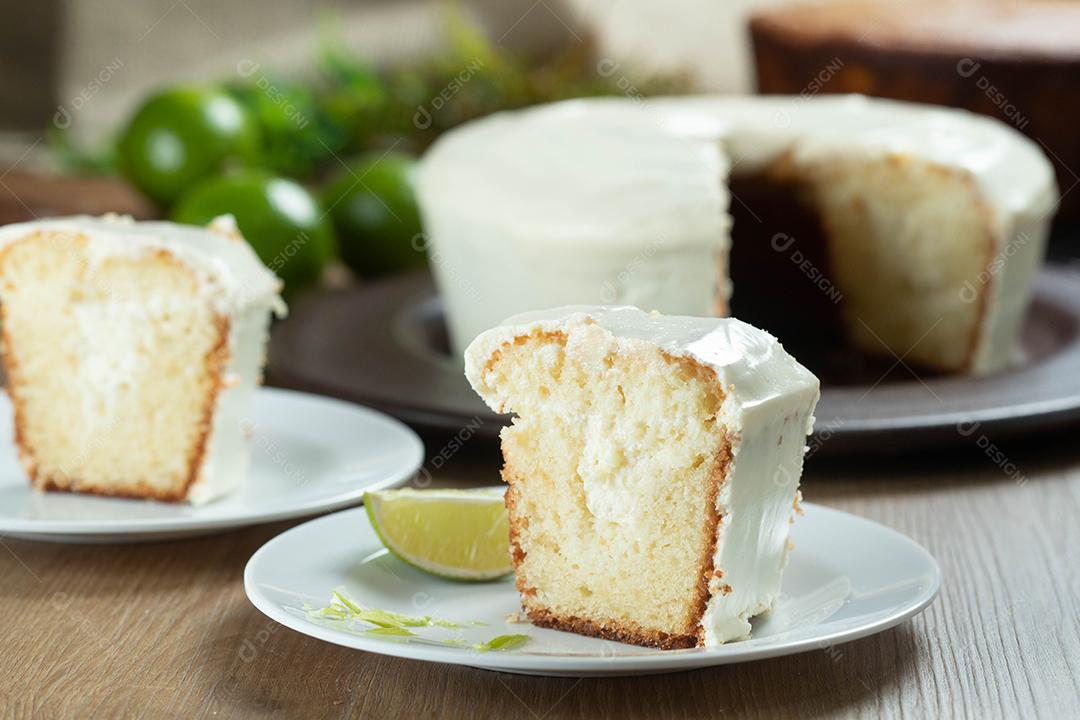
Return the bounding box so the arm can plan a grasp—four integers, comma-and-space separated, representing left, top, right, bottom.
118, 86, 260, 206
322, 151, 425, 278
171, 171, 335, 292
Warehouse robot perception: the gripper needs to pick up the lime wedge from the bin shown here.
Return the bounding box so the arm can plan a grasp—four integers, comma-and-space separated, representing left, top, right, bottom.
364, 487, 512, 581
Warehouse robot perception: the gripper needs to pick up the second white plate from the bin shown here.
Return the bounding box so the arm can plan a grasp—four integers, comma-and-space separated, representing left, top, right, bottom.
0, 388, 424, 542
245, 501, 941, 677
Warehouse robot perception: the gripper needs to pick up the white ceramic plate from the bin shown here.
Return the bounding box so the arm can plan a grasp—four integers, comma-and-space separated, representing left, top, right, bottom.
0, 388, 424, 543
244, 501, 941, 677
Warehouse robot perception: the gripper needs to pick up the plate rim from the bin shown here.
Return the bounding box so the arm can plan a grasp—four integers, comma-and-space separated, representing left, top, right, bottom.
243, 502, 942, 675
0, 387, 425, 538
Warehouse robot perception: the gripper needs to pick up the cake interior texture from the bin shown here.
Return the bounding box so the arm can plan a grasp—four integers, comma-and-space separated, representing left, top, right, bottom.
0, 231, 231, 501
728, 154, 1004, 376
801, 155, 994, 372
489, 329, 724, 647
477, 318, 812, 649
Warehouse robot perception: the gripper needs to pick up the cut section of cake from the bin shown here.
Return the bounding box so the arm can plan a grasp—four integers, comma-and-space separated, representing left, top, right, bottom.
465, 306, 819, 648
0, 214, 284, 504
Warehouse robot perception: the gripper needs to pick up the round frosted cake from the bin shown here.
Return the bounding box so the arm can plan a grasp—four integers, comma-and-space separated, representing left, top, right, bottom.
416, 95, 1057, 375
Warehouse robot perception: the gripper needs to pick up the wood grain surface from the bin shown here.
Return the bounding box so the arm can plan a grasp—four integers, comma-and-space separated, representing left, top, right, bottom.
2, 423, 1078, 720
0, 170, 152, 226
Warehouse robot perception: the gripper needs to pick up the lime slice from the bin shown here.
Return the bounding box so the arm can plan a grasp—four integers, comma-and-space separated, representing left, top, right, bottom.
364, 487, 512, 581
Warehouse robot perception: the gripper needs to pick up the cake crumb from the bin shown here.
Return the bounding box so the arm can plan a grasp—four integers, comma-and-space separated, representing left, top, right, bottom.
792, 491, 804, 516
505, 611, 526, 624
207, 215, 244, 241
707, 569, 728, 595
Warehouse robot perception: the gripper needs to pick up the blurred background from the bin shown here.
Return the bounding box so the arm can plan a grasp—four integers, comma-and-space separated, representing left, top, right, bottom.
0, 0, 1076, 296
0, 0, 772, 143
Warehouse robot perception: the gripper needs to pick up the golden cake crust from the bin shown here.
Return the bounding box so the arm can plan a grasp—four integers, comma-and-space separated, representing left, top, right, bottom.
524, 605, 700, 650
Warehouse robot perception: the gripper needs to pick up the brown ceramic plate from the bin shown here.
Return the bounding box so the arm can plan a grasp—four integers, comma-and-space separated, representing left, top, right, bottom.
268, 266, 1080, 455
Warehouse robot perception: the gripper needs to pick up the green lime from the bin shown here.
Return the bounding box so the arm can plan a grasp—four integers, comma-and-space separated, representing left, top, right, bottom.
171, 171, 335, 292
322, 151, 425, 278
364, 487, 512, 581
118, 86, 261, 206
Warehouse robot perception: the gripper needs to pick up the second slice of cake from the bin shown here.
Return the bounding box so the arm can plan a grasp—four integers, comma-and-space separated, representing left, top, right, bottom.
465, 306, 819, 648
0, 214, 284, 504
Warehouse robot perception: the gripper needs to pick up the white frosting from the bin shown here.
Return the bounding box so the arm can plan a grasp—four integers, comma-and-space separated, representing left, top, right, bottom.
187, 299, 274, 504
0, 214, 285, 317
467, 305, 818, 411
419, 94, 1057, 369
419, 102, 730, 354
0, 215, 283, 504
465, 305, 820, 645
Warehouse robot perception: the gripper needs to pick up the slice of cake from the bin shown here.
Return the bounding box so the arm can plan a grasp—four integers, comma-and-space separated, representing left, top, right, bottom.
465, 306, 819, 648
0, 214, 284, 504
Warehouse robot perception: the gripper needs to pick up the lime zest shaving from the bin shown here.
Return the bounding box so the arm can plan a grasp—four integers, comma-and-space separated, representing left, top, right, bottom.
332, 590, 364, 614
305, 591, 527, 652
311, 590, 476, 628
365, 626, 416, 637
473, 634, 530, 652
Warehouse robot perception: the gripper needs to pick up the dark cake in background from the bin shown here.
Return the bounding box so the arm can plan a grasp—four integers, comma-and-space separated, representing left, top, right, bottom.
749, 1, 1080, 228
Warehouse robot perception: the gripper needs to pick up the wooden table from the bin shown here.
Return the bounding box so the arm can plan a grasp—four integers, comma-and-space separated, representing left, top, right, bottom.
3, 424, 1078, 719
